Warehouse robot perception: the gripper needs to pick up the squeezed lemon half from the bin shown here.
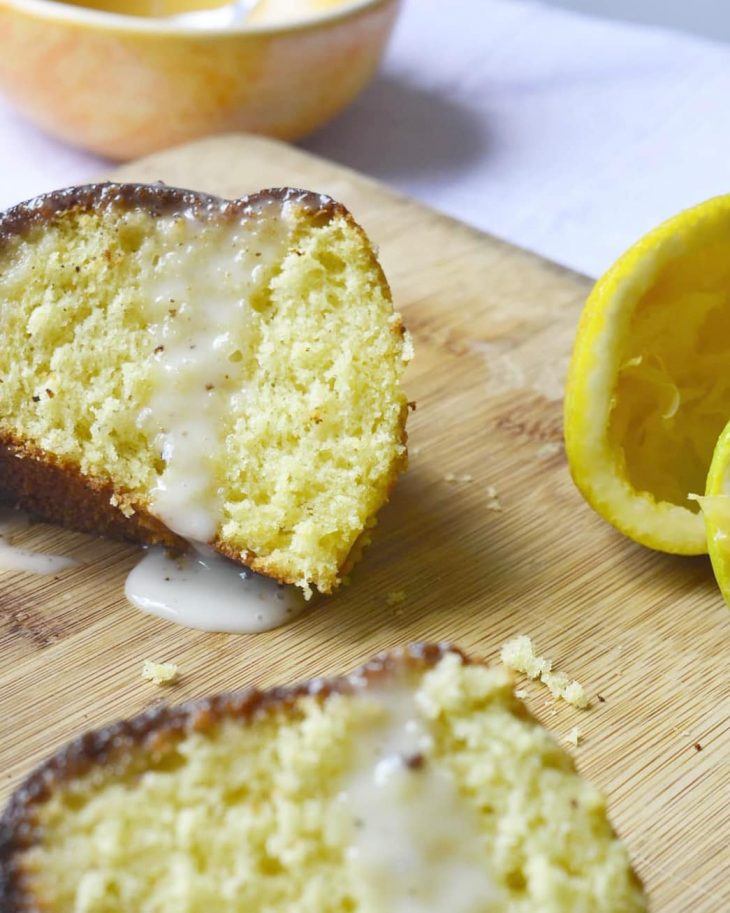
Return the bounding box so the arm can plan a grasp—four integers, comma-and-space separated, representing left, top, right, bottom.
564, 194, 730, 554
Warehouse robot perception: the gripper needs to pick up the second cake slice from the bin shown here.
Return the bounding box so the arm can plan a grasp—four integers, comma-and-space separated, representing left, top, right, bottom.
0, 644, 648, 912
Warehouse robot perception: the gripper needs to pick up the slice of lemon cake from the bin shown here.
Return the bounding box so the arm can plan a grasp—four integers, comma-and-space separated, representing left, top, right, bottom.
0, 644, 647, 913
0, 183, 411, 594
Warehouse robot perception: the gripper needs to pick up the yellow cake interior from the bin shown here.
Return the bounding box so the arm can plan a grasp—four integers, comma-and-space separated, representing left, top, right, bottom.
17, 653, 646, 913
0, 196, 411, 593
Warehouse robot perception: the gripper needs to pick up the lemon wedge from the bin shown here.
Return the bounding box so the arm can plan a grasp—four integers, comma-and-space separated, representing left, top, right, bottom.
564, 194, 730, 554
693, 423, 730, 603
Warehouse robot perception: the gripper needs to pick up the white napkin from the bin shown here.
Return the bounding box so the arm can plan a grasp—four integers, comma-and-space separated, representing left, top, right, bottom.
3, 0, 730, 277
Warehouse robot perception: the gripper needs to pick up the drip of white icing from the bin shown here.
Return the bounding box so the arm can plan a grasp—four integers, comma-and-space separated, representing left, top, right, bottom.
0, 509, 79, 575
125, 545, 306, 633
340, 684, 496, 913
140, 202, 294, 543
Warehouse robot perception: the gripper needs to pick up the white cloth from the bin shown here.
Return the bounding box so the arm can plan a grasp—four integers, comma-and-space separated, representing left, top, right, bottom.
2, 0, 730, 277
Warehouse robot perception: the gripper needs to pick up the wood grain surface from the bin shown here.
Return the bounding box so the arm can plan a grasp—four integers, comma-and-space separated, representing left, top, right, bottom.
1, 134, 728, 911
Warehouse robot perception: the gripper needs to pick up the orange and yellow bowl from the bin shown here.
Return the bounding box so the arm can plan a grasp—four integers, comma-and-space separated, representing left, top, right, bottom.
0, 0, 400, 159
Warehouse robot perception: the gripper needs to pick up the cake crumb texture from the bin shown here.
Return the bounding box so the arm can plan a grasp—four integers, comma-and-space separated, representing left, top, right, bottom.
1, 647, 646, 912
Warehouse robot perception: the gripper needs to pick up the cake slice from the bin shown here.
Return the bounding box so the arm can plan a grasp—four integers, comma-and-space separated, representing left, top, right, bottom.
0, 644, 648, 912
0, 183, 411, 594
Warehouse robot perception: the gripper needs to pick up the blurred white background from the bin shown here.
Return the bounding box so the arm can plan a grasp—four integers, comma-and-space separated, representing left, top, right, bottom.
302, 0, 730, 276
539, 0, 730, 42
3, 0, 730, 277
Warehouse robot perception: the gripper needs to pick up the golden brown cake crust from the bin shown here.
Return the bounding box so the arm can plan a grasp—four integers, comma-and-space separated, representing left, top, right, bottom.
0, 183, 345, 246
0, 643, 460, 912
0, 435, 188, 551
0, 182, 409, 591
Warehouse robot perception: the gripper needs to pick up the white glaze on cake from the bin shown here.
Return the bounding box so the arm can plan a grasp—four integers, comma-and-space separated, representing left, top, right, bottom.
138, 200, 295, 542
339, 682, 497, 912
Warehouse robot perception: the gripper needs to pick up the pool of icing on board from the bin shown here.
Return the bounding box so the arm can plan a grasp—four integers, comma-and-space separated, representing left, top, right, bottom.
0, 508, 79, 575
0, 507, 305, 634
125, 545, 307, 633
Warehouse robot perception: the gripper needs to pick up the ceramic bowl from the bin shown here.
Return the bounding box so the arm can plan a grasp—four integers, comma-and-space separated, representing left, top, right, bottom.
0, 0, 400, 159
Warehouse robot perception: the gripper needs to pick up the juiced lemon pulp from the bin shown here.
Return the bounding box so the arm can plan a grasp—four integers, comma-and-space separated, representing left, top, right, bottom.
565, 194, 730, 554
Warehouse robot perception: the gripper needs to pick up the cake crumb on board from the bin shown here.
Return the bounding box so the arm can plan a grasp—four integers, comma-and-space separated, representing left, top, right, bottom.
543, 671, 589, 708
444, 472, 474, 483
142, 660, 179, 686
565, 726, 581, 747
537, 442, 562, 459
385, 590, 407, 608
485, 484, 502, 511
500, 635, 590, 709
501, 634, 552, 679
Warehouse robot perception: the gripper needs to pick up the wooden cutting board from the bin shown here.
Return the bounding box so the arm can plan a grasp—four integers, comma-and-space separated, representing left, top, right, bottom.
1, 134, 728, 911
